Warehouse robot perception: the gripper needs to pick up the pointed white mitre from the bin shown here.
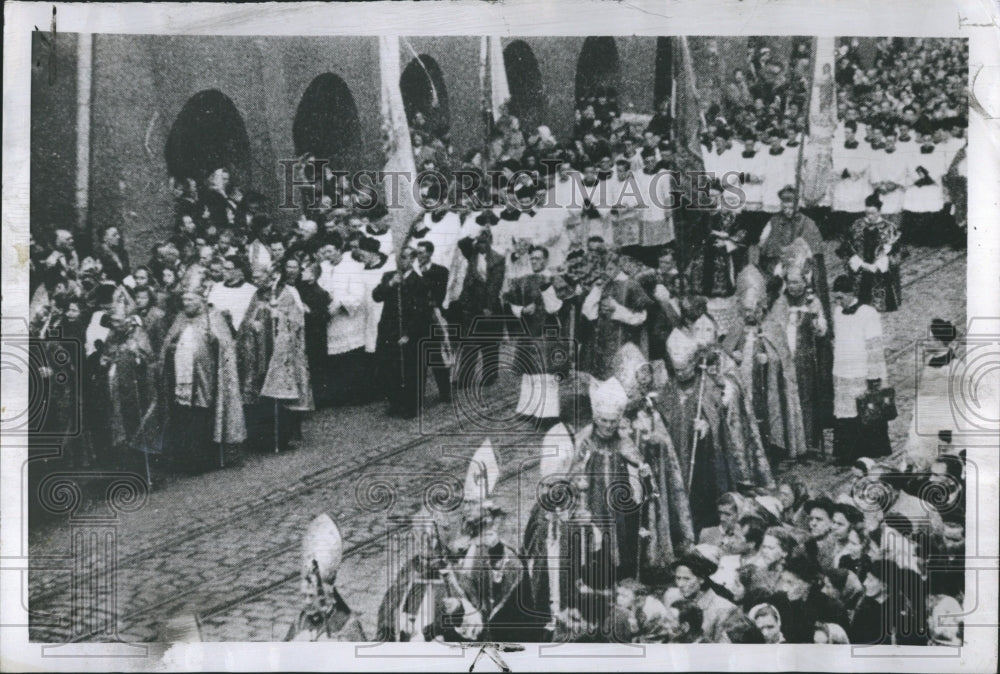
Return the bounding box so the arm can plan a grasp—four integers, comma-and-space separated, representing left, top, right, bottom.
667, 327, 700, 371
612, 342, 648, 398
588, 376, 628, 418
464, 439, 499, 503
301, 513, 343, 584
539, 422, 575, 479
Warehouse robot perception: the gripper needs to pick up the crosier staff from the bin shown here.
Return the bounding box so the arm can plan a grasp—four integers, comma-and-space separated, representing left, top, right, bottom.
631, 398, 659, 584
687, 354, 709, 491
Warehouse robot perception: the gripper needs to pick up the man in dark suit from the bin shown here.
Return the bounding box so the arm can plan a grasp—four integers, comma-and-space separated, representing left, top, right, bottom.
454, 225, 507, 388
415, 240, 452, 404
372, 246, 435, 418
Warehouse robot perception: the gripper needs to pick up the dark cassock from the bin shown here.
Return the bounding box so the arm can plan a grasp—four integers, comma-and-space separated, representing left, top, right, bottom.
659, 326, 772, 533
141, 282, 246, 473
549, 250, 591, 361
372, 249, 435, 418
686, 196, 748, 333
375, 514, 484, 642
358, 244, 396, 405
236, 281, 314, 452
451, 228, 508, 388
723, 266, 809, 461
613, 343, 695, 577
414, 251, 452, 405
842, 194, 903, 313
758, 186, 831, 325
296, 273, 332, 407
286, 514, 366, 642
769, 251, 834, 454
580, 258, 652, 380
503, 255, 565, 421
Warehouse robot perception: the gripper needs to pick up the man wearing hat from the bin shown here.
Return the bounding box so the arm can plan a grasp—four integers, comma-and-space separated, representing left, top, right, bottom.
664, 548, 743, 643
574, 160, 616, 246
841, 192, 903, 313
145, 271, 246, 473
759, 185, 824, 276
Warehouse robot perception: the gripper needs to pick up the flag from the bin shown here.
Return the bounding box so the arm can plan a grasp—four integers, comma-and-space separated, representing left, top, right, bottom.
809, 37, 838, 131
673, 36, 705, 163
800, 37, 836, 207
488, 36, 511, 121
379, 36, 422, 255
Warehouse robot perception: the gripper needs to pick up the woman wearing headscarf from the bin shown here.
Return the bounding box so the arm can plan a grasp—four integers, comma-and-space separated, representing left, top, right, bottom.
813, 621, 850, 644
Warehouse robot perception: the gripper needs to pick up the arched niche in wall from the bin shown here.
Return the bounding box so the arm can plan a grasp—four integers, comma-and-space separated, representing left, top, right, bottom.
292, 73, 364, 173
165, 89, 251, 187
574, 37, 621, 105
503, 40, 545, 132
400, 54, 451, 140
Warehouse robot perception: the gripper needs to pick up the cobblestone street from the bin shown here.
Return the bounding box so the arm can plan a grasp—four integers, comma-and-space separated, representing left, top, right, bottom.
26, 242, 967, 644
